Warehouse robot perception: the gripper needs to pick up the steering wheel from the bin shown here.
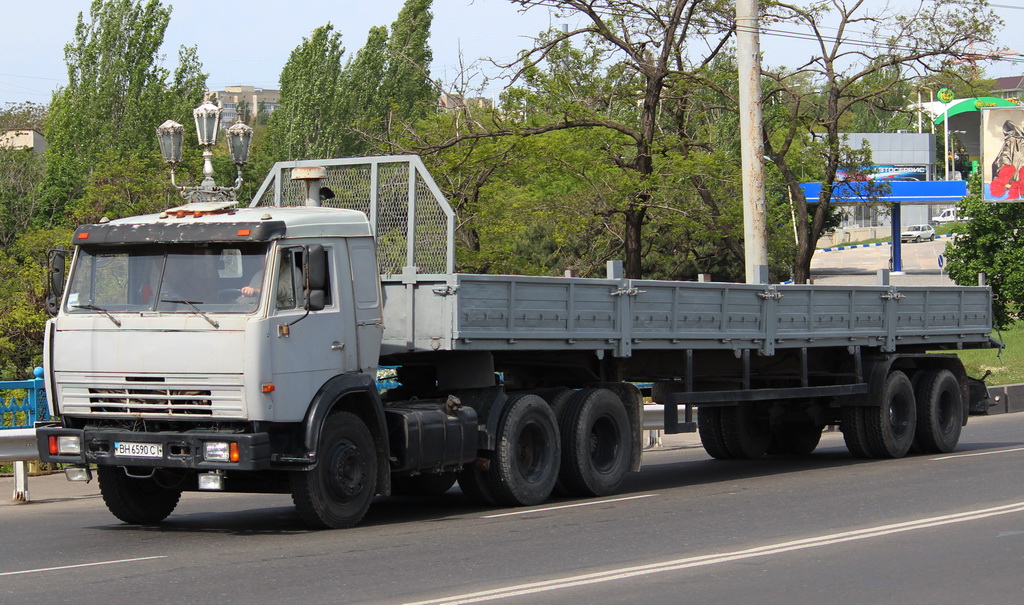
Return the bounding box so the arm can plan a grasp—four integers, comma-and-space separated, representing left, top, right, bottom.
217, 288, 243, 302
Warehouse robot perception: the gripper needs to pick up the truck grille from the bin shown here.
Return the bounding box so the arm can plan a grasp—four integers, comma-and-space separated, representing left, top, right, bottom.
57, 373, 245, 419
88, 387, 213, 415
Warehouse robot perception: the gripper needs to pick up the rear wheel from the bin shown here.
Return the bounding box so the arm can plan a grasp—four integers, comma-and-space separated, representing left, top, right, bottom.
97, 466, 183, 525
557, 388, 631, 497
914, 369, 963, 454
770, 422, 824, 456
720, 405, 771, 459
864, 371, 917, 458
291, 411, 377, 529
488, 393, 560, 506
842, 406, 873, 458
697, 406, 732, 460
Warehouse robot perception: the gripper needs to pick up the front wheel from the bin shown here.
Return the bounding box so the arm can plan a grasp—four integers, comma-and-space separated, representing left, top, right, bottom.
97, 466, 183, 525
291, 411, 377, 529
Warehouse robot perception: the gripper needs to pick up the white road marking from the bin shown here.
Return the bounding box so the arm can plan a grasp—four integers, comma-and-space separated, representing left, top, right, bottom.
932, 446, 1024, 460
407, 501, 1024, 605
481, 494, 656, 519
0, 556, 167, 577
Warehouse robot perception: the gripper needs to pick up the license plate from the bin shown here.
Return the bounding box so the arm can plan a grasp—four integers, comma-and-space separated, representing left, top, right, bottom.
114, 441, 163, 458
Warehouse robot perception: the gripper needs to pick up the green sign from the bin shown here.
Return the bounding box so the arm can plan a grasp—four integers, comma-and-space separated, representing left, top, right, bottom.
938, 88, 954, 104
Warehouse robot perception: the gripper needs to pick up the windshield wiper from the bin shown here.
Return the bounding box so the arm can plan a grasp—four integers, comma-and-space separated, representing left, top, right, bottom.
160, 299, 220, 328
71, 304, 122, 327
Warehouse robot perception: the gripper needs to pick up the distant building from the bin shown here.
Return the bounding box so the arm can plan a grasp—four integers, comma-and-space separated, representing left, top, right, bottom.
208, 86, 281, 126
836, 132, 936, 228
0, 129, 47, 154
992, 75, 1024, 102
439, 93, 492, 111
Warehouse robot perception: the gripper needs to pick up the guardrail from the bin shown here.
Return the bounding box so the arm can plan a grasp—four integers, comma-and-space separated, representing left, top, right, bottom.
1, 367, 48, 501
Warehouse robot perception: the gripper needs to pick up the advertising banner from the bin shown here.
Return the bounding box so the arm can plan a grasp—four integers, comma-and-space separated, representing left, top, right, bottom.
982, 106, 1024, 201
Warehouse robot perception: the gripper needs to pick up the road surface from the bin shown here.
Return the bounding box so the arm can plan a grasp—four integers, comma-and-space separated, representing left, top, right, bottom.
3, 412, 1023, 604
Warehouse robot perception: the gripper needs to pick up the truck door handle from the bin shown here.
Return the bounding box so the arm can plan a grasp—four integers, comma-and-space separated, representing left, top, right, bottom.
331, 342, 345, 350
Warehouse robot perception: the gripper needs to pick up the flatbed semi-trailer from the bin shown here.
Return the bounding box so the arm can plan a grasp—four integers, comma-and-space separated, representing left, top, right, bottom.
37, 156, 998, 528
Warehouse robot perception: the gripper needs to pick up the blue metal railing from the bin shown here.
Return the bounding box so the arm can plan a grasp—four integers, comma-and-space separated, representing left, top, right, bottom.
0, 367, 48, 429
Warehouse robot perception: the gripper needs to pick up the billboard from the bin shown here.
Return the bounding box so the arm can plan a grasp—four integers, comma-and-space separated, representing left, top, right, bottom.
982, 106, 1024, 201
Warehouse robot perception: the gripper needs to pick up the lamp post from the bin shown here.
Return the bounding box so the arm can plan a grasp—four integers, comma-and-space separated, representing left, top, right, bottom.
156, 101, 253, 203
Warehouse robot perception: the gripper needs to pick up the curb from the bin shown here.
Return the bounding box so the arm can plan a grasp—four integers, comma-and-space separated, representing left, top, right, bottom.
818, 233, 956, 253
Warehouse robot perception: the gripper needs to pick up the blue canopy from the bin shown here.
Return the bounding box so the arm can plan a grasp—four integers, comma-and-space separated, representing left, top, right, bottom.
800, 180, 968, 205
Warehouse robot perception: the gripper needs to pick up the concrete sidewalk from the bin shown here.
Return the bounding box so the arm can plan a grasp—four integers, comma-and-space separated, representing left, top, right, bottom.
0, 470, 100, 506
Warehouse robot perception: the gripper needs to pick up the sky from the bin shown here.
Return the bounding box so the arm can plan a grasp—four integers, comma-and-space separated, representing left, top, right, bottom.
2, 0, 1024, 108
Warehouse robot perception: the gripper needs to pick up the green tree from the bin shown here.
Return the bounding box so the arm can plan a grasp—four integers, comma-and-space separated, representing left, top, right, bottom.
0, 148, 46, 248
0, 228, 74, 378
339, 0, 435, 155
0, 102, 47, 130
759, 0, 998, 283
410, 0, 736, 279
43, 0, 206, 224
68, 152, 172, 224
263, 24, 346, 161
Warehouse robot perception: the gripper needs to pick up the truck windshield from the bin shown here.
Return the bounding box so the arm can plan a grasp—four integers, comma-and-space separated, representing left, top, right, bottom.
65, 243, 270, 315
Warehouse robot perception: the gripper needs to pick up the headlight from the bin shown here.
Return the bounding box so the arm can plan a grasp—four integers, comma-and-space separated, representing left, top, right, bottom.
203, 441, 239, 462
49, 435, 82, 455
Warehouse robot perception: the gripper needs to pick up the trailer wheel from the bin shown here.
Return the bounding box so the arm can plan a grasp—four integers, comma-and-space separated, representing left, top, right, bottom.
97, 466, 183, 525
865, 370, 917, 458
488, 393, 560, 506
697, 406, 733, 460
770, 422, 824, 456
291, 411, 377, 529
841, 406, 873, 458
914, 369, 963, 454
720, 405, 771, 459
557, 388, 630, 496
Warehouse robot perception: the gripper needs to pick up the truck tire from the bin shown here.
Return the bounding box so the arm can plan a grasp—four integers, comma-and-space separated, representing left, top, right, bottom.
864, 370, 917, 458
557, 388, 631, 497
457, 457, 498, 506
841, 406, 873, 458
914, 369, 963, 454
697, 406, 733, 460
534, 388, 574, 420
97, 466, 182, 525
487, 393, 560, 506
720, 405, 771, 459
770, 422, 824, 456
291, 411, 377, 529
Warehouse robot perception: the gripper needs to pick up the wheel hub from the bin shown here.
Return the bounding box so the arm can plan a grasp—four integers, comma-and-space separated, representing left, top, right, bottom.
329, 442, 366, 498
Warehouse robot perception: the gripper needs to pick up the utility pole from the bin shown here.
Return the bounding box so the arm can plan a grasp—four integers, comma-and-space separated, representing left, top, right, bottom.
736, 0, 769, 284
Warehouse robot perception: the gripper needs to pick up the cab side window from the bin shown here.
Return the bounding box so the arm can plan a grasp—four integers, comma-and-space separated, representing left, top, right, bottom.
276, 247, 332, 310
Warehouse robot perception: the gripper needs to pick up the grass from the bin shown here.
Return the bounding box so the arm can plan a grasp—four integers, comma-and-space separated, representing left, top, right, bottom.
952, 321, 1024, 386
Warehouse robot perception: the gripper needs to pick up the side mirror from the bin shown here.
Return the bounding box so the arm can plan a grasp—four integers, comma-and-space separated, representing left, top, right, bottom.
304, 244, 326, 312
45, 247, 67, 316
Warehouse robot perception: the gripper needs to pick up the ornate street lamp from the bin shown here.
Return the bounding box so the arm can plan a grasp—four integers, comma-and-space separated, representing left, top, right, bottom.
156, 101, 254, 204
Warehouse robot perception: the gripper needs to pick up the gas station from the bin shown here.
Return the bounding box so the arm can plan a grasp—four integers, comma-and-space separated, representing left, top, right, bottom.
800, 95, 1022, 273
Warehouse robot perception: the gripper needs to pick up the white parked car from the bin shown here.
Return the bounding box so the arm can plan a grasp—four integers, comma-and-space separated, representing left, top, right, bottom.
900, 224, 936, 243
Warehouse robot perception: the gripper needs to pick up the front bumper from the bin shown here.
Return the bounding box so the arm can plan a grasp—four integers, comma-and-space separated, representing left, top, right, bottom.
37, 427, 271, 471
